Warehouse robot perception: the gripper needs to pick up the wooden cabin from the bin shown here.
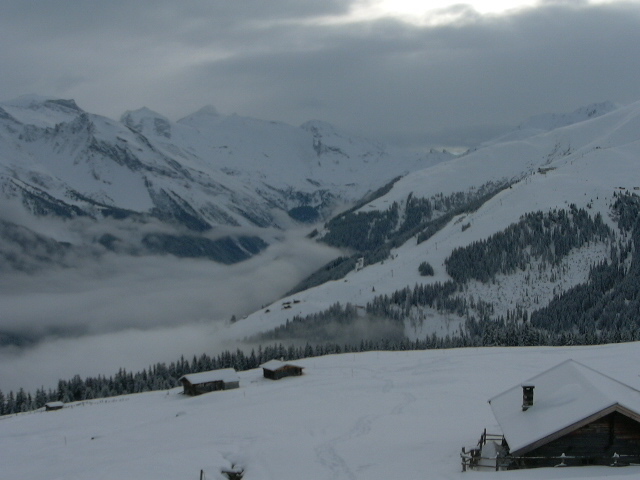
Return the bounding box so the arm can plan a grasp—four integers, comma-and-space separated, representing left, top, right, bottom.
471, 360, 640, 470
44, 401, 64, 411
179, 368, 240, 396
260, 360, 304, 380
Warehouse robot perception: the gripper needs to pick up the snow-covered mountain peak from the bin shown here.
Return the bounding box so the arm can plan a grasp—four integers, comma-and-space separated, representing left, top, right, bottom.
519, 101, 618, 131
121, 106, 168, 124
300, 119, 340, 136
2, 94, 57, 108
121, 107, 172, 138
2, 95, 83, 113
195, 104, 220, 116
573, 100, 618, 119
0, 95, 85, 129
300, 119, 379, 147
484, 101, 619, 146
177, 104, 222, 129
300, 119, 388, 162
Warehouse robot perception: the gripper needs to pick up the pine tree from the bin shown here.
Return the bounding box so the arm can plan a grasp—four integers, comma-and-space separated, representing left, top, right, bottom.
15, 388, 27, 412
5, 391, 16, 415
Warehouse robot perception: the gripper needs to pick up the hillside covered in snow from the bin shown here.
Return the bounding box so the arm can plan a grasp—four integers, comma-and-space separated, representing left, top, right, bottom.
2, 343, 640, 480
225, 99, 640, 350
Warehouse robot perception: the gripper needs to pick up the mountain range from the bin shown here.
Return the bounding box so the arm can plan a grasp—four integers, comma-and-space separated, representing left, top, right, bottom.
0, 94, 449, 268
2, 94, 640, 354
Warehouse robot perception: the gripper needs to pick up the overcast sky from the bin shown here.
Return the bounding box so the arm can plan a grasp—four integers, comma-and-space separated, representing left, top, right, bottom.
2, 0, 640, 149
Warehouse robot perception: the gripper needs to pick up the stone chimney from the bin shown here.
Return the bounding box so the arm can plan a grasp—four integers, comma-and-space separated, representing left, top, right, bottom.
522, 384, 535, 411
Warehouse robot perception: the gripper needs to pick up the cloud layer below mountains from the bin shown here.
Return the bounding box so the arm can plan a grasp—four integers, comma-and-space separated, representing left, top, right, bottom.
0, 227, 340, 393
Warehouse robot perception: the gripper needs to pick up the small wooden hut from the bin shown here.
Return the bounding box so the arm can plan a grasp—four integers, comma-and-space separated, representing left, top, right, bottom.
179, 368, 240, 396
44, 401, 64, 411
467, 359, 640, 470
260, 360, 304, 380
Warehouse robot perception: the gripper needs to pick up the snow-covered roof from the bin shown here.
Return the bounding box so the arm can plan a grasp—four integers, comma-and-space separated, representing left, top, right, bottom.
179, 368, 239, 385
260, 359, 303, 371
488, 359, 640, 455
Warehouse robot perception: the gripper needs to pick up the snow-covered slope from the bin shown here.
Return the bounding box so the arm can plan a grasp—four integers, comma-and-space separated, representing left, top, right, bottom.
2, 343, 640, 480
224, 99, 640, 343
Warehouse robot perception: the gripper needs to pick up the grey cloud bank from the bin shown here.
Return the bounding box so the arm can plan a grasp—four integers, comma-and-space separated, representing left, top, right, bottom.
0, 226, 340, 392
1, 1, 639, 149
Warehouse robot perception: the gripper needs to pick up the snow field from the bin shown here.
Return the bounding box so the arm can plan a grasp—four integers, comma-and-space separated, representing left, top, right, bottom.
3, 343, 640, 479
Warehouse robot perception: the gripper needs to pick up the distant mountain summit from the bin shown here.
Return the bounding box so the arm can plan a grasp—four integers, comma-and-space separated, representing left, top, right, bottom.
176, 104, 221, 126
121, 107, 173, 138
517, 101, 618, 131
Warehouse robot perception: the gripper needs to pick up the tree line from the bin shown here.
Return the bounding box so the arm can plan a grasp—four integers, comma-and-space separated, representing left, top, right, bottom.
5, 314, 640, 416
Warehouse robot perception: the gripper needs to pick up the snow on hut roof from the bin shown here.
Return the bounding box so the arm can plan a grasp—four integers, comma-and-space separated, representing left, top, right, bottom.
260, 359, 303, 371
488, 359, 640, 455
179, 368, 239, 385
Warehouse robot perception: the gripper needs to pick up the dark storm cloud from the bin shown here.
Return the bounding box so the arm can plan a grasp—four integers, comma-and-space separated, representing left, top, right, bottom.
2, 1, 640, 149
1, 1, 349, 35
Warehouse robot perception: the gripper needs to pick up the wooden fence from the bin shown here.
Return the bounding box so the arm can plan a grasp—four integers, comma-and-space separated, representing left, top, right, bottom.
460, 428, 505, 471
462, 443, 637, 472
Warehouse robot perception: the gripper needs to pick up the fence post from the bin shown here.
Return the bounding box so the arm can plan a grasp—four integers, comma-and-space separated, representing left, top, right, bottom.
461, 447, 467, 472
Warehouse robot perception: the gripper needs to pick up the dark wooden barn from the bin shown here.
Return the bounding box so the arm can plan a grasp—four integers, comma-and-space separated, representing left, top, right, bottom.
260, 360, 304, 380
44, 401, 64, 411
512, 408, 640, 468
476, 359, 640, 470
179, 368, 240, 396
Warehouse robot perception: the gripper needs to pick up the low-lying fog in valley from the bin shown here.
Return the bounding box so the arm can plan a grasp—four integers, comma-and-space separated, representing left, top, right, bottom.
0, 229, 340, 393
